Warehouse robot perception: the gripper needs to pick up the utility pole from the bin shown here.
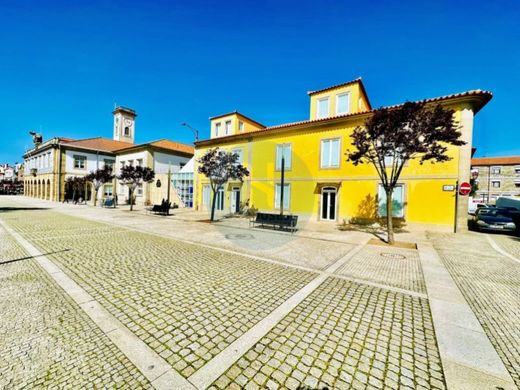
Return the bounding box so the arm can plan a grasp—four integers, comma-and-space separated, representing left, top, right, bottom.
280, 154, 285, 215
167, 162, 172, 215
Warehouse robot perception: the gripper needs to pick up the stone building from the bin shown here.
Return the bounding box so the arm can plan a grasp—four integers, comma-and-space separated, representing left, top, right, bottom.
471, 156, 520, 203
23, 107, 193, 205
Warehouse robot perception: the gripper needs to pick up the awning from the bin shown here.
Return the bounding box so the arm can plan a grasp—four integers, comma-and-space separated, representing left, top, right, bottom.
314, 182, 342, 194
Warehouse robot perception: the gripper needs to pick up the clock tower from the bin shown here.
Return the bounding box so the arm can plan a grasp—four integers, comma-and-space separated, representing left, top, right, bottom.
113, 106, 137, 144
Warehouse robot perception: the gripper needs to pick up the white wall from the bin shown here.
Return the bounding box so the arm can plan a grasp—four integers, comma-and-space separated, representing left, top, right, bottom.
64, 150, 115, 175
154, 152, 190, 174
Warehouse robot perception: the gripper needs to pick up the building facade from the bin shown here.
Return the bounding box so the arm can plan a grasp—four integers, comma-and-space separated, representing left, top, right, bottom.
471, 156, 520, 203
23, 107, 193, 205
194, 78, 491, 232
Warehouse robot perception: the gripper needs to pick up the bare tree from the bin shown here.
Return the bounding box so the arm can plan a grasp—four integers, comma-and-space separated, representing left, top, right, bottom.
197, 148, 249, 222
346, 102, 464, 244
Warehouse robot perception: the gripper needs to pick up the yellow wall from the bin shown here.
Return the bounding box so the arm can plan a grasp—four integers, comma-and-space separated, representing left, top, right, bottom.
309, 82, 370, 119
210, 113, 263, 138
195, 104, 465, 229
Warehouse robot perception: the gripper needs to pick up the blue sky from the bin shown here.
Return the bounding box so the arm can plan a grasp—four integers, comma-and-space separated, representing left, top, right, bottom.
1, 0, 518, 164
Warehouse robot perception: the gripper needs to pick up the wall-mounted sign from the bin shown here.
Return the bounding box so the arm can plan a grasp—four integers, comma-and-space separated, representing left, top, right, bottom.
443, 185, 455, 192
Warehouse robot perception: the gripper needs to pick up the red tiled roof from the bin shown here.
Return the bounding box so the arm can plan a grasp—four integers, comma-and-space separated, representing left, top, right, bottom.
148, 139, 194, 155
116, 139, 194, 155
208, 111, 266, 128
196, 89, 493, 147
64, 137, 134, 153
472, 156, 520, 166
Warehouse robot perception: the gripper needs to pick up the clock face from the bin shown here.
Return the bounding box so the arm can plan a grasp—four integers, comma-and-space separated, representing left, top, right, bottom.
124, 118, 133, 127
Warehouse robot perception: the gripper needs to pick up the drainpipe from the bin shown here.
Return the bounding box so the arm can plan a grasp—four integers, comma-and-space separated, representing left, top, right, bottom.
57, 140, 62, 201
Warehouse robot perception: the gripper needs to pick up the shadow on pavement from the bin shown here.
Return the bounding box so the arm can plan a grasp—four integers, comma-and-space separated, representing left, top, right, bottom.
0, 249, 71, 266
0, 207, 50, 213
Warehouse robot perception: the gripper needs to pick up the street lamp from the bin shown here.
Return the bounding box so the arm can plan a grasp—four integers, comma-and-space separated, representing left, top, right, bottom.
181, 122, 199, 142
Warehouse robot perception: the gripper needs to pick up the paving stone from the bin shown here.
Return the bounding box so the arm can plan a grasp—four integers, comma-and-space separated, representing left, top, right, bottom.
0, 225, 150, 388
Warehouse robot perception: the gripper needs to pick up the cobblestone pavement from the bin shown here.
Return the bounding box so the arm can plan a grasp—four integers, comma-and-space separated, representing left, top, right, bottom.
336, 244, 426, 294
0, 208, 316, 379
0, 224, 150, 389
489, 233, 520, 260
429, 232, 520, 388
212, 277, 445, 390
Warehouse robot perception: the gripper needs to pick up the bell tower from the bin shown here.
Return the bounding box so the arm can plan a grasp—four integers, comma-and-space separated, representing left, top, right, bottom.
113, 106, 137, 144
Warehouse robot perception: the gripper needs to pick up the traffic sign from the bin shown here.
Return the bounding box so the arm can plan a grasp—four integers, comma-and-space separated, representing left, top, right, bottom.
459, 182, 471, 196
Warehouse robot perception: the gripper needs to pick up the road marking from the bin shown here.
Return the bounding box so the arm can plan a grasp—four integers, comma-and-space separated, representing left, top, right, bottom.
486, 234, 520, 265
188, 241, 368, 389
0, 218, 196, 390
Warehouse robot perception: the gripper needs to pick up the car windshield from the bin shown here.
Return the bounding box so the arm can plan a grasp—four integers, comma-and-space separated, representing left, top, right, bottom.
479, 209, 510, 218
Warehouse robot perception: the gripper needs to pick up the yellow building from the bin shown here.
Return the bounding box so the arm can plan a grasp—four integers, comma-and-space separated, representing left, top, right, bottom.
194, 79, 492, 232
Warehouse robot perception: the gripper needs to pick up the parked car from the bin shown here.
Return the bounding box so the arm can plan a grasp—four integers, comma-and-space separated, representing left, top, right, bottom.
468, 201, 490, 215
469, 207, 517, 233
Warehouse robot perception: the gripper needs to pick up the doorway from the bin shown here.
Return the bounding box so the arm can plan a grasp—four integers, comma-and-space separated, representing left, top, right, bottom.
321, 187, 337, 221
230, 187, 241, 213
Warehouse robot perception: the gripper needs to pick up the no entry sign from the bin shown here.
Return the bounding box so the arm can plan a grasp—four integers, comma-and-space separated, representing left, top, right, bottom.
459, 182, 471, 196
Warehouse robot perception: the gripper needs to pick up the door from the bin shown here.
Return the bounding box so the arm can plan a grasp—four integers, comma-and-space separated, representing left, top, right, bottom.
230, 187, 241, 213
202, 185, 211, 210
321, 187, 337, 221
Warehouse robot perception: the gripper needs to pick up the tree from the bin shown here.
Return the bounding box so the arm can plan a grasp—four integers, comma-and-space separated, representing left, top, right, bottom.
65, 176, 87, 202
117, 165, 155, 211
197, 148, 249, 222
85, 167, 114, 206
346, 102, 464, 244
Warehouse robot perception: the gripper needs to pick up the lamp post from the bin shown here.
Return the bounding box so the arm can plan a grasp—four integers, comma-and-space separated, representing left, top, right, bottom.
181, 122, 199, 142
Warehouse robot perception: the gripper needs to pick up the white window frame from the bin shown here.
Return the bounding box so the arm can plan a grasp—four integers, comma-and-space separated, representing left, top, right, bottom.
335, 93, 350, 115
316, 97, 330, 119
216, 186, 224, 211
232, 148, 243, 164
491, 180, 501, 188
104, 184, 114, 197
274, 183, 291, 209
137, 159, 143, 167
215, 122, 221, 137
73, 155, 86, 169
136, 183, 143, 196
275, 144, 292, 171
225, 120, 232, 135
515, 166, 520, 174
378, 184, 405, 218
491, 166, 501, 175
239, 121, 244, 133
320, 138, 341, 168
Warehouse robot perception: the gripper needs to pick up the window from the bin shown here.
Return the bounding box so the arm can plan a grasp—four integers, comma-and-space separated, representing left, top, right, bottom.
378, 184, 405, 218
120, 161, 125, 169
128, 160, 134, 167
104, 184, 113, 197
202, 185, 211, 207
137, 159, 143, 167
180, 162, 186, 169
321, 139, 340, 168
515, 166, 520, 174
73, 155, 86, 169
104, 159, 115, 170
317, 97, 329, 119
239, 121, 244, 132
232, 148, 243, 164
515, 181, 520, 188
491, 180, 501, 188
215, 122, 221, 137
275, 144, 292, 170
491, 166, 501, 175
136, 184, 143, 196
216, 187, 224, 210
336, 93, 350, 115
275, 183, 290, 209
225, 120, 232, 135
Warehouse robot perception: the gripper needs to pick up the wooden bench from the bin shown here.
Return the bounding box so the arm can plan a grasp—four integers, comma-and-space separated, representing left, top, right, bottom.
250, 212, 298, 233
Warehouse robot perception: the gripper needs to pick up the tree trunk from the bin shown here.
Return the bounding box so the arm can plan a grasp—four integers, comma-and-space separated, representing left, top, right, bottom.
386, 188, 394, 245
93, 185, 98, 207
210, 187, 218, 222
129, 187, 134, 211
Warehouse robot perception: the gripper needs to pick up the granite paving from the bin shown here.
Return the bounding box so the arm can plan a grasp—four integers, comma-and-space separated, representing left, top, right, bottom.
0, 223, 150, 389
